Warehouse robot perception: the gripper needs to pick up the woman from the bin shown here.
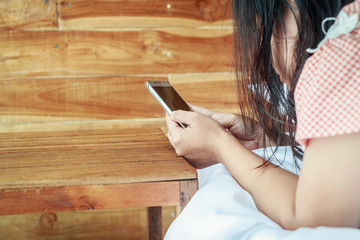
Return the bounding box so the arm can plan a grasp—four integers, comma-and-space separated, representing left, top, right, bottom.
166, 0, 359, 230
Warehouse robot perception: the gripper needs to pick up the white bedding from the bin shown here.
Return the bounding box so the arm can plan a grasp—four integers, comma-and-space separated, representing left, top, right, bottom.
165, 146, 360, 240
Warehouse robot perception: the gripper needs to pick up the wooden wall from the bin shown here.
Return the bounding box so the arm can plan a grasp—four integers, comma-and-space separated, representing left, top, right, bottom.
0, 0, 236, 239
0, 0, 237, 133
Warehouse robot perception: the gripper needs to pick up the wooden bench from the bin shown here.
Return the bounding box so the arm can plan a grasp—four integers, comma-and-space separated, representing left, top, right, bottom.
0, 1, 237, 238
0, 128, 198, 240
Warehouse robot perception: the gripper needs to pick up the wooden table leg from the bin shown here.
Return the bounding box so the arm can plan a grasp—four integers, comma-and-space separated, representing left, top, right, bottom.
180, 179, 198, 211
147, 206, 162, 240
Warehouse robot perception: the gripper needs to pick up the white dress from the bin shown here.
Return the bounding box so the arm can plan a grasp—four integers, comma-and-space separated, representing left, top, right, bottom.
164, 147, 360, 240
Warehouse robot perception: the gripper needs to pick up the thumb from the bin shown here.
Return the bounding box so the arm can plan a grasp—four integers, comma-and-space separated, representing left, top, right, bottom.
213, 113, 235, 128
190, 105, 214, 117
171, 110, 196, 125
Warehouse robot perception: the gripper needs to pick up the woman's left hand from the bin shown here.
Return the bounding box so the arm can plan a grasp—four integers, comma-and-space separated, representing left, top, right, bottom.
165, 110, 229, 169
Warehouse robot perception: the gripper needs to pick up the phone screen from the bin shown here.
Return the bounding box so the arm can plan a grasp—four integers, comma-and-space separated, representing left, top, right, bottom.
151, 85, 191, 112
146, 81, 190, 128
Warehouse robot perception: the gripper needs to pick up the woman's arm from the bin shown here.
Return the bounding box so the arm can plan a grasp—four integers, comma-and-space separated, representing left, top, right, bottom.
295, 133, 360, 228
166, 110, 360, 229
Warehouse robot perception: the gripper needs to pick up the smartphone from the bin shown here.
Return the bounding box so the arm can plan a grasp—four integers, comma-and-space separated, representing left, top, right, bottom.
146, 80, 190, 128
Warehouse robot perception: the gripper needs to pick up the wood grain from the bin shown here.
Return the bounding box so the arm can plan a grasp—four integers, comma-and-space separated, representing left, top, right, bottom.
147, 207, 162, 240
58, 0, 232, 29
0, 0, 232, 238
0, 29, 233, 79
0, 76, 168, 124
0, 0, 57, 31
171, 72, 239, 113
0, 128, 196, 189
0, 207, 177, 240
0, 182, 180, 215
0, 74, 238, 127
179, 180, 198, 211
0, 118, 167, 133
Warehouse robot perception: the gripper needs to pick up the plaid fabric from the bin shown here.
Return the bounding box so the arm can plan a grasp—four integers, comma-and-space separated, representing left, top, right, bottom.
295, 0, 360, 149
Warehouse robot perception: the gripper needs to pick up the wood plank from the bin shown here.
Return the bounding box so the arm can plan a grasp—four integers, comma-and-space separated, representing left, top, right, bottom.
0, 29, 233, 79
0, 207, 177, 240
179, 180, 198, 211
58, 0, 232, 29
0, 128, 196, 189
0, 118, 167, 133
147, 207, 162, 240
171, 72, 239, 113
0, 76, 168, 124
0, 74, 238, 128
0, 182, 180, 215
0, 0, 57, 31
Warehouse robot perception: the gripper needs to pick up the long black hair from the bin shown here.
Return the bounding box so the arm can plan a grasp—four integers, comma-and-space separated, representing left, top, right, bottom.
232, 0, 354, 163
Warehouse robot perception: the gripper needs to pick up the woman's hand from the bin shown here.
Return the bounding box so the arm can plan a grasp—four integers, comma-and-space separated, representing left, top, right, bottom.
166, 110, 229, 169
165, 105, 267, 168
189, 105, 266, 150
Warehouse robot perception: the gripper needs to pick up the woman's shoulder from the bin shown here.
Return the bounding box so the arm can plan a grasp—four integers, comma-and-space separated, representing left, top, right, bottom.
294, 0, 360, 149
342, 0, 360, 17
296, 0, 360, 99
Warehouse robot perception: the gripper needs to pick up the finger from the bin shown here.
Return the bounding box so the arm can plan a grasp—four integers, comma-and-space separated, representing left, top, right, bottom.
213, 113, 243, 130
187, 102, 194, 108
189, 105, 230, 125
167, 131, 175, 148
213, 113, 235, 127
189, 105, 215, 117
165, 112, 181, 131
171, 110, 199, 126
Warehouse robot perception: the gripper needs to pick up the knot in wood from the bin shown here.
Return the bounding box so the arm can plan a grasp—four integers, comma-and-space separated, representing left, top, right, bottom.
39, 212, 57, 229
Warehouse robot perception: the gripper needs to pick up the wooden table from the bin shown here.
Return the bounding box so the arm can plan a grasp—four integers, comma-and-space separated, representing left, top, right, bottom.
0, 128, 197, 240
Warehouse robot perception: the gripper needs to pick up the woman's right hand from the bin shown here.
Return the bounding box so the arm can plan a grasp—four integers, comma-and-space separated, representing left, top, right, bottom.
189, 105, 266, 150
